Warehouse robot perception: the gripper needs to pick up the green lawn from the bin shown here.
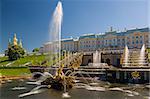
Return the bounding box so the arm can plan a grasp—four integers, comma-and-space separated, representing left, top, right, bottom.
0, 54, 47, 76
0, 54, 65, 66
0, 56, 11, 66
0, 54, 48, 66
0, 54, 65, 76
0, 66, 31, 76
0, 44, 67, 76
14, 54, 47, 66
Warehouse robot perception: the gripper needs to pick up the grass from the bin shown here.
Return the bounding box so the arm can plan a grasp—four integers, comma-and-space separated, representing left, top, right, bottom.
0, 54, 65, 66
147, 48, 150, 53
0, 56, 11, 66
0, 54, 47, 76
0, 54, 65, 76
0, 56, 32, 76
14, 54, 47, 66
0, 54, 48, 66
0, 67, 31, 76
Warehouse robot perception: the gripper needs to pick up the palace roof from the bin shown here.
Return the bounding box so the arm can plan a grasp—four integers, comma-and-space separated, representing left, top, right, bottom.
79, 34, 97, 39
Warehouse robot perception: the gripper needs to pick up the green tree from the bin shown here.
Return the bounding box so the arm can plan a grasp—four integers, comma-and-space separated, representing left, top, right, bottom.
5, 50, 8, 56
32, 48, 39, 52
7, 45, 25, 60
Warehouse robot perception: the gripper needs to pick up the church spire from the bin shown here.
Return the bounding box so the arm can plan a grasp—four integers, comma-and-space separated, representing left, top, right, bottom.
13, 33, 18, 46
8, 38, 12, 47
19, 39, 23, 48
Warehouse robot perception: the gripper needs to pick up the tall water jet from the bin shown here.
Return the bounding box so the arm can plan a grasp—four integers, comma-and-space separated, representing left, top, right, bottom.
99, 51, 101, 63
44, 1, 75, 92
93, 50, 99, 64
139, 44, 146, 66
124, 45, 129, 67
49, 1, 63, 66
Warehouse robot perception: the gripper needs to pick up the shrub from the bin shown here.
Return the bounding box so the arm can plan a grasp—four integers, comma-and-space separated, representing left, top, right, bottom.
7, 45, 25, 60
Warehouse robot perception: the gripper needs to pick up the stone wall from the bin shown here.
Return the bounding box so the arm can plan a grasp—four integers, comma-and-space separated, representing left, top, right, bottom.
101, 53, 122, 67
81, 54, 93, 66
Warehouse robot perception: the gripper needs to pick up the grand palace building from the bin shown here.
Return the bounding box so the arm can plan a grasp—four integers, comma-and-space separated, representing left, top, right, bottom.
39, 27, 150, 53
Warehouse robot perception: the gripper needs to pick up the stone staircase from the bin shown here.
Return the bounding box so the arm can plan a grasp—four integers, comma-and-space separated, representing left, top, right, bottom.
121, 50, 149, 67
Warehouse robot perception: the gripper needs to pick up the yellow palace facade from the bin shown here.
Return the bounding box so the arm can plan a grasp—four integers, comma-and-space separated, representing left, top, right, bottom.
39, 27, 150, 53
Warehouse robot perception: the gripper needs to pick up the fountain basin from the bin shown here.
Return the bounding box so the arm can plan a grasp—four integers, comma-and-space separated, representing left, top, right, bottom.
41, 76, 75, 90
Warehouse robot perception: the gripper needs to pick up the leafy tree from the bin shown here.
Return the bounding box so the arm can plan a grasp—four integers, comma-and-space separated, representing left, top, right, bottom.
5, 50, 8, 56
32, 48, 39, 52
7, 45, 25, 60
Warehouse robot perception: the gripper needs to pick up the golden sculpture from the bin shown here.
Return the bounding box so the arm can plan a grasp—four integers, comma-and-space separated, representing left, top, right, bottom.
41, 53, 83, 90
8, 33, 23, 48
131, 71, 140, 79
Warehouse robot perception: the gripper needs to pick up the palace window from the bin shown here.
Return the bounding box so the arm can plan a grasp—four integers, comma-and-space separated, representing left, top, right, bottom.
122, 39, 124, 41
132, 41, 134, 44
109, 40, 111, 42
132, 36, 134, 39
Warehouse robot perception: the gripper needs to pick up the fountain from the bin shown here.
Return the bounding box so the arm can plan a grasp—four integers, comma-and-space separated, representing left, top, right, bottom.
49, 1, 63, 66
122, 44, 148, 67
62, 76, 71, 98
18, 1, 149, 98
93, 50, 100, 63
124, 45, 129, 67
92, 50, 107, 67
119, 44, 150, 83
139, 44, 146, 65
32, 1, 76, 93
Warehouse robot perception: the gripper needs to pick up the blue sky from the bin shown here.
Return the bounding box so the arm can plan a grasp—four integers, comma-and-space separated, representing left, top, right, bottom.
1, 0, 149, 52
